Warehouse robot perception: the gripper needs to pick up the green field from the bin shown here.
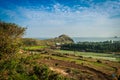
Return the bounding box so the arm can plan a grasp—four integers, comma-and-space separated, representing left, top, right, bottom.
23, 46, 48, 50
55, 50, 120, 61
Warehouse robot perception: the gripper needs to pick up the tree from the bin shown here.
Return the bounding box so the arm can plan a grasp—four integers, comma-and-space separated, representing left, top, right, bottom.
0, 21, 26, 57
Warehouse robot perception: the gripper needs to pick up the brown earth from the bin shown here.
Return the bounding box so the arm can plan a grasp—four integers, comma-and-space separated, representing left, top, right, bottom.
28, 50, 120, 80
39, 58, 112, 80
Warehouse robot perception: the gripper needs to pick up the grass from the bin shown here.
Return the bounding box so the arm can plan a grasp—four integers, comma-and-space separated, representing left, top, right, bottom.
0, 53, 70, 80
40, 54, 115, 72
1, 51, 118, 80
55, 50, 120, 61
23, 46, 48, 50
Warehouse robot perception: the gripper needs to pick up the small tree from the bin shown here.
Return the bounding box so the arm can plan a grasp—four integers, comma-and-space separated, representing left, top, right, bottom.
0, 21, 26, 57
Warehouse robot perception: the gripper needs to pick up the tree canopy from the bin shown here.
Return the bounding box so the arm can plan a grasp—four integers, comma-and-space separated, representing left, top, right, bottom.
0, 21, 26, 56
61, 41, 120, 53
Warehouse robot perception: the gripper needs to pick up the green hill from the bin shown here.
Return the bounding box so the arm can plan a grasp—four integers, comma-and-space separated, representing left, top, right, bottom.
22, 34, 74, 46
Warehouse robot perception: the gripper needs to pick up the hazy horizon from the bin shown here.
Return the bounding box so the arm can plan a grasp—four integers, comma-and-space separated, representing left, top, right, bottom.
0, 0, 120, 38
24, 35, 120, 38
27, 36, 120, 43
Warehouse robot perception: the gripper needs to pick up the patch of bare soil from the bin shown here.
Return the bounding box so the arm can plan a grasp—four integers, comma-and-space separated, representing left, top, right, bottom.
49, 67, 68, 76
40, 58, 112, 80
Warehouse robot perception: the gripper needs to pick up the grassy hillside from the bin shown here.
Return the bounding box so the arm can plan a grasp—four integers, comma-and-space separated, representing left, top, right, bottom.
1, 49, 120, 80
22, 34, 74, 46
0, 53, 72, 80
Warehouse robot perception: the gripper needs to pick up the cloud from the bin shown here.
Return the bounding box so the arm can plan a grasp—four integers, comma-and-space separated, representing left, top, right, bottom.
0, 0, 120, 37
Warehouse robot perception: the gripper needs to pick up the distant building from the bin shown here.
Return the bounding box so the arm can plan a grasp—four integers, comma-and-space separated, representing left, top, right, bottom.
56, 43, 61, 46
55, 43, 61, 49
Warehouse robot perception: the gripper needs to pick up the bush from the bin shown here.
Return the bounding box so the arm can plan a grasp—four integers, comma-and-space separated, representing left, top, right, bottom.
52, 53, 66, 57
0, 53, 70, 80
66, 68, 72, 73
96, 60, 102, 63
33, 65, 50, 80
0, 21, 26, 57
55, 63, 59, 66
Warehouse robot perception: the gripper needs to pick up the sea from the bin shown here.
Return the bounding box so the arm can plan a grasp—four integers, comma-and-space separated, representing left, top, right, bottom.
72, 37, 120, 43
39, 37, 120, 43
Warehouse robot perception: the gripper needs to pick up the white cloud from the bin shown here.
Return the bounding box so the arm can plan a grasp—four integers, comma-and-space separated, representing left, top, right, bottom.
1, 0, 120, 37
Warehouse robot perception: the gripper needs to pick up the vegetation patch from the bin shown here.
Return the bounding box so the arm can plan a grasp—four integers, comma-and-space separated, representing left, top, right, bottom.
23, 46, 48, 50
0, 53, 71, 80
61, 41, 120, 53
55, 50, 119, 61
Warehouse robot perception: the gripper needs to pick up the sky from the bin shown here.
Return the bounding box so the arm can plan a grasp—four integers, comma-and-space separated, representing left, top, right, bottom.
0, 0, 120, 38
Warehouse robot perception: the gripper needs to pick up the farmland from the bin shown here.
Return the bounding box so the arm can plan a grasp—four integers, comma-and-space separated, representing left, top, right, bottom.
0, 45, 120, 80
23, 46, 48, 50
55, 50, 120, 61
11, 47, 120, 80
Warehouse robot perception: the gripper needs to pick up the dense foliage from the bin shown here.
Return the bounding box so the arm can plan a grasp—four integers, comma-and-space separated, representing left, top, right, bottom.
0, 22, 71, 80
0, 21, 26, 56
0, 53, 70, 80
22, 38, 38, 46
61, 41, 120, 53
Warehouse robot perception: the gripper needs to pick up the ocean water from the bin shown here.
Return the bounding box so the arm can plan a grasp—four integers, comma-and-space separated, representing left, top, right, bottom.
38, 37, 120, 43
72, 37, 120, 43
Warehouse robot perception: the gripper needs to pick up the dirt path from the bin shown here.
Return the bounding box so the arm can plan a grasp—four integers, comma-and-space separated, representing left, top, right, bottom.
49, 67, 68, 76
40, 59, 111, 80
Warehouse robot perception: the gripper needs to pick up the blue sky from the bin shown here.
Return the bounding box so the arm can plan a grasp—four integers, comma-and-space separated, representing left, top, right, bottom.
0, 0, 120, 37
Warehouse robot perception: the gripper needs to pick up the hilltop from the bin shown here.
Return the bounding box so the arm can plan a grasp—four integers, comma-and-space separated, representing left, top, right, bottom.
22, 34, 74, 46
44, 34, 74, 45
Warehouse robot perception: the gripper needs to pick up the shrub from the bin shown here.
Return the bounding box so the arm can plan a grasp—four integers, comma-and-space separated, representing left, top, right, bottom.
49, 73, 68, 80
33, 65, 50, 80
96, 60, 102, 63
0, 52, 70, 80
55, 63, 59, 66
66, 68, 72, 73
52, 53, 65, 57
0, 21, 26, 57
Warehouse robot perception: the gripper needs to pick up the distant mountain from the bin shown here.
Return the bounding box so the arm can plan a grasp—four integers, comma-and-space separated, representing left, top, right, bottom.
41, 34, 74, 46
58, 34, 74, 42
22, 34, 74, 46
